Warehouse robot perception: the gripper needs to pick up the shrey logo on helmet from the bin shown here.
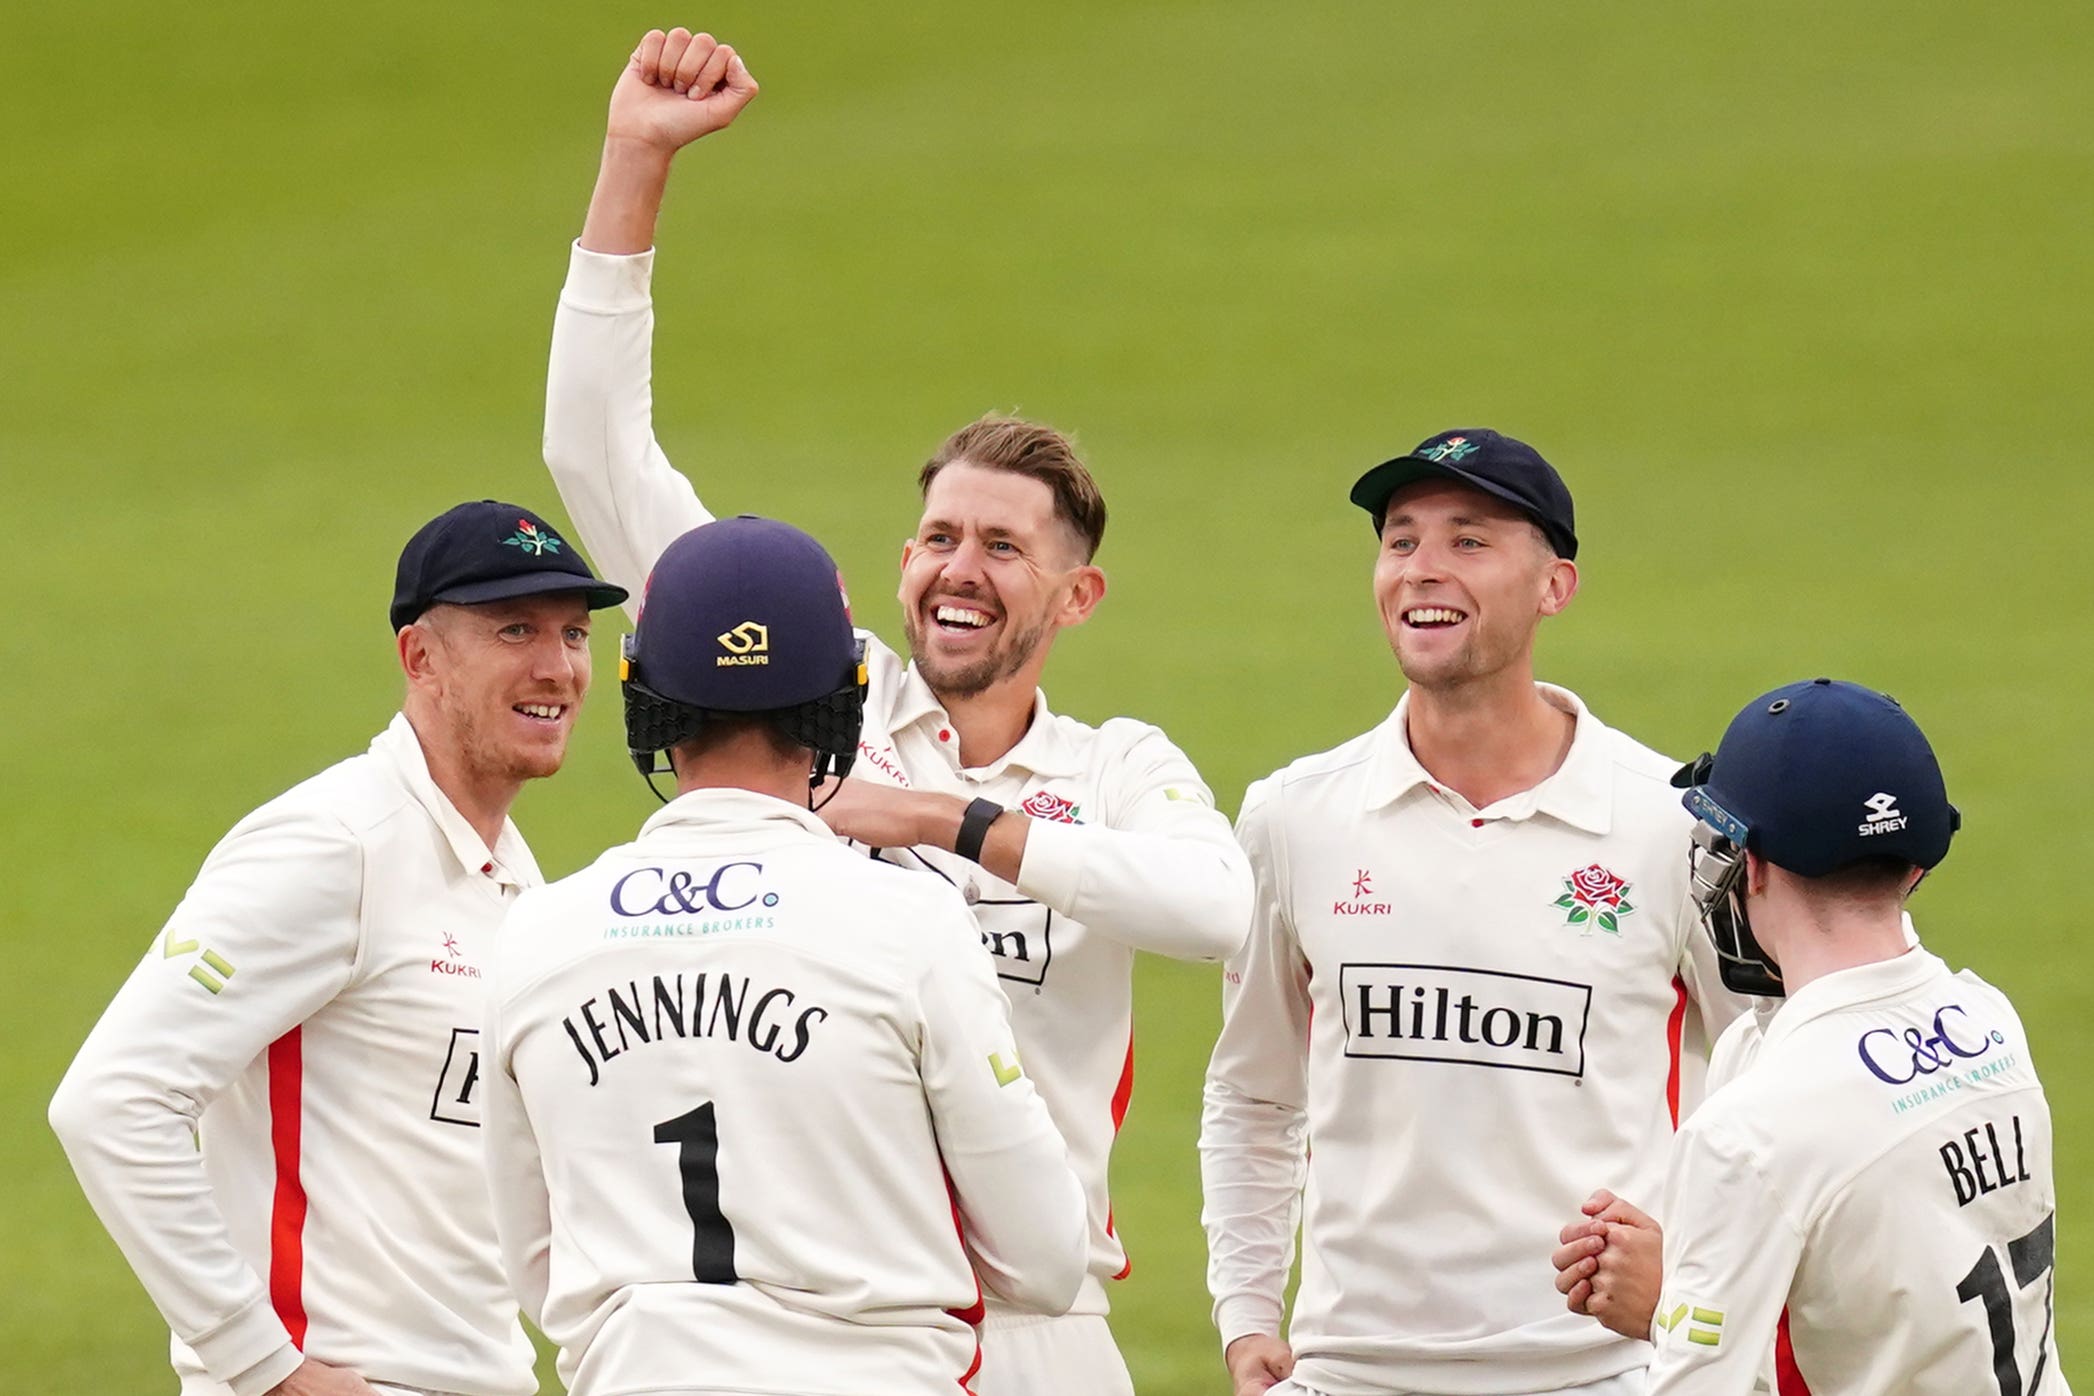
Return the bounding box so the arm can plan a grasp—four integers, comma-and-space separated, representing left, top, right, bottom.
1859, 791, 1907, 836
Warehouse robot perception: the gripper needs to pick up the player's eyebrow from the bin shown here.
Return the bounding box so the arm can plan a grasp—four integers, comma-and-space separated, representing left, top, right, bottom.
1384, 511, 1504, 529
919, 518, 1028, 543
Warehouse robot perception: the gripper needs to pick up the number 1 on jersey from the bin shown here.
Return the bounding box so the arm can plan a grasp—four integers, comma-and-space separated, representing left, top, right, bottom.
655, 1102, 737, 1283
1956, 1211, 2055, 1396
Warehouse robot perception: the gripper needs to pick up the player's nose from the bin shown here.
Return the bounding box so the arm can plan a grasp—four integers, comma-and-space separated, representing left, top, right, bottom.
530, 633, 582, 686
939, 538, 990, 587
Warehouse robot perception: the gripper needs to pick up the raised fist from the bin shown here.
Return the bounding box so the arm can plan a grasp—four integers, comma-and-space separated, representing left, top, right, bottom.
606, 27, 758, 152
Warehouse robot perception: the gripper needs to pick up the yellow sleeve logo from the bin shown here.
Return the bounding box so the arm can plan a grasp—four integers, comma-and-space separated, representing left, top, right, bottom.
1656, 1298, 1725, 1348
989, 1051, 1023, 1086
163, 928, 236, 994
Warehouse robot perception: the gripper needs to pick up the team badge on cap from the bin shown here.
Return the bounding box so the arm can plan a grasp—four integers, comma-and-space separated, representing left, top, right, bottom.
501, 519, 565, 555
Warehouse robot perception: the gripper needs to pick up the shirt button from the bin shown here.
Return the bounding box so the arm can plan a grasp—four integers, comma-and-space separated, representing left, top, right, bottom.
1470, 818, 1485, 829
938, 728, 953, 743
481, 860, 495, 874
963, 882, 981, 905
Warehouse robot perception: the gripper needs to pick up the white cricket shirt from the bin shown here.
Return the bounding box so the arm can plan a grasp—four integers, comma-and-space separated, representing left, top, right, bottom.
544, 243, 1254, 1314
1648, 946, 2069, 1396
483, 789, 1090, 1395
1202, 690, 1750, 1396
49, 715, 539, 1396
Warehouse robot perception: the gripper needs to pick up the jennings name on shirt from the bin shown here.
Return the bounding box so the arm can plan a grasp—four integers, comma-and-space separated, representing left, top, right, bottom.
560, 970, 832, 1087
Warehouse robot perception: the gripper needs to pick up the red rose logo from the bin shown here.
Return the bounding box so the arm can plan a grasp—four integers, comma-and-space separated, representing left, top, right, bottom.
1553, 864, 1635, 934
1021, 790, 1081, 824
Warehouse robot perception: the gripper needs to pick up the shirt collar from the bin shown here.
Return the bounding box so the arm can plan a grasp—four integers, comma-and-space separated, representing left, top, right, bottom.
889, 662, 1082, 779
1761, 946, 1946, 1046
638, 787, 841, 843
1361, 683, 1615, 835
371, 713, 540, 888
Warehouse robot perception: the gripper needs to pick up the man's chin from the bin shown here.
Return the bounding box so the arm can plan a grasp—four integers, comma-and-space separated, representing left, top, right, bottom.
503, 742, 571, 783
913, 653, 1001, 701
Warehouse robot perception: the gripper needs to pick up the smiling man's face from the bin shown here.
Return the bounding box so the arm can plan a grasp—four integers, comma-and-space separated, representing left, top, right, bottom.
897, 462, 1097, 701
1372, 479, 1576, 693
413, 593, 594, 783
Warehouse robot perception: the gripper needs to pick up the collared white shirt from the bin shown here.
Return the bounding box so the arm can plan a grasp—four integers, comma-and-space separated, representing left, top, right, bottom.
545, 243, 1253, 1310
50, 715, 539, 1396
1202, 687, 1750, 1396
1649, 946, 2068, 1396
483, 788, 1088, 1395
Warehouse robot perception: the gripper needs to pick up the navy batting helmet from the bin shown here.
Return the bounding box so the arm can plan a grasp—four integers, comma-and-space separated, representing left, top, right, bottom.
621, 517, 868, 791
1672, 678, 1960, 995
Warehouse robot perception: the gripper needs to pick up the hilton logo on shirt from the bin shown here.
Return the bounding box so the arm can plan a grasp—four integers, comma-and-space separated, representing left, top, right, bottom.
1339, 963, 1593, 1077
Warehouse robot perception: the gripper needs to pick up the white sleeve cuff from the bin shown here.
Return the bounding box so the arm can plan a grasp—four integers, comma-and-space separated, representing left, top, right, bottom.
561, 241, 655, 314
1213, 1294, 1286, 1353
226, 1342, 304, 1396
186, 1292, 299, 1396
1012, 816, 1083, 910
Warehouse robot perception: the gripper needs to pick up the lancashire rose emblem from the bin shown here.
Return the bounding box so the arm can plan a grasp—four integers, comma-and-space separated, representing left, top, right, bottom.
1553, 863, 1635, 935
1021, 790, 1082, 824
502, 519, 563, 555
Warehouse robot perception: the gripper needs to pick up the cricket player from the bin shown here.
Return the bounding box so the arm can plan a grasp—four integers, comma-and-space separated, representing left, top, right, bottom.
1551, 679, 2068, 1395
49, 501, 626, 1396
540, 28, 1254, 1392
1201, 430, 1751, 1396
482, 515, 1089, 1396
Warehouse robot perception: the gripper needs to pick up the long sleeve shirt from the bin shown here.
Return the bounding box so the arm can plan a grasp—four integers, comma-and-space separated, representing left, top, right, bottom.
49, 715, 538, 1396
543, 242, 1254, 1309
1201, 691, 1750, 1396
484, 789, 1089, 1395
1648, 947, 2068, 1396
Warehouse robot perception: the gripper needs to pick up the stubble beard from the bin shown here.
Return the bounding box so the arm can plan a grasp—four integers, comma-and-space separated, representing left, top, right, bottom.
450, 698, 567, 787
904, 612, 1052, 702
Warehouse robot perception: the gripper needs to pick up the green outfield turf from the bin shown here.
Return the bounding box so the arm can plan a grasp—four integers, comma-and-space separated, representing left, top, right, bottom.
7, 2, 2090, 1391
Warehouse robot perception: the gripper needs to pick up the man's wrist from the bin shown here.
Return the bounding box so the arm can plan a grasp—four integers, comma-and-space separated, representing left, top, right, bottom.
599, 134, 679, 176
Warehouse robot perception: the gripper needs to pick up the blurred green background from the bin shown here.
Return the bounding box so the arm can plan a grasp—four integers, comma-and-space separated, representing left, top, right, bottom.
7, 2, 2089, 1391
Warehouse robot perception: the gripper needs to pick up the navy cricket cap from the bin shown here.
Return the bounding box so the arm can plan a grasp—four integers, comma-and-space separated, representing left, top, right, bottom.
1349, 428, 1578, 559
391, 501, 626, 632
628, 516, 857, 713
1673, 678, 1959, 878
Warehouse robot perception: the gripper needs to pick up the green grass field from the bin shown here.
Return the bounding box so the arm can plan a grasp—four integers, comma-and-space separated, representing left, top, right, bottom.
7, 3, 2090, 1391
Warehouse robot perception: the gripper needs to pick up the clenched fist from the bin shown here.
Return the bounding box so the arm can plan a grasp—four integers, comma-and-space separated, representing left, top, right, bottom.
606, 27, 758, 153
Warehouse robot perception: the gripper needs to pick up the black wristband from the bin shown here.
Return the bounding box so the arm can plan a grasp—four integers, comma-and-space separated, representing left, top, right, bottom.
955, 798, 1004, 864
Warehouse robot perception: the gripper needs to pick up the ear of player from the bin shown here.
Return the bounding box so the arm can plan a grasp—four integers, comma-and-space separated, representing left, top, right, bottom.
1673, 676, 1960, 995
621, 515, 869, 788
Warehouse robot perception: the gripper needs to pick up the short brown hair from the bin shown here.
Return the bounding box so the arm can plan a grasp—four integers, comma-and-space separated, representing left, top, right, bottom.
920, 415, 1108, 562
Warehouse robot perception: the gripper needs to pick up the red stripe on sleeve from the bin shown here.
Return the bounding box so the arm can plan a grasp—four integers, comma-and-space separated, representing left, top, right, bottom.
1665, 973, 1689, 1128
1107, 1032, 1135, 1279
267, 1028, 310, 1347
1110, 1031, 1135, 1131
1775, 1308, 1814, 1394
940, 1167, 986, 1328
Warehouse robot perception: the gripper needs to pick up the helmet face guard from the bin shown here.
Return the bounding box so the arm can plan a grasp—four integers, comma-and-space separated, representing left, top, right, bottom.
623, 635, 868, 795
1687, 819, 1785, 998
